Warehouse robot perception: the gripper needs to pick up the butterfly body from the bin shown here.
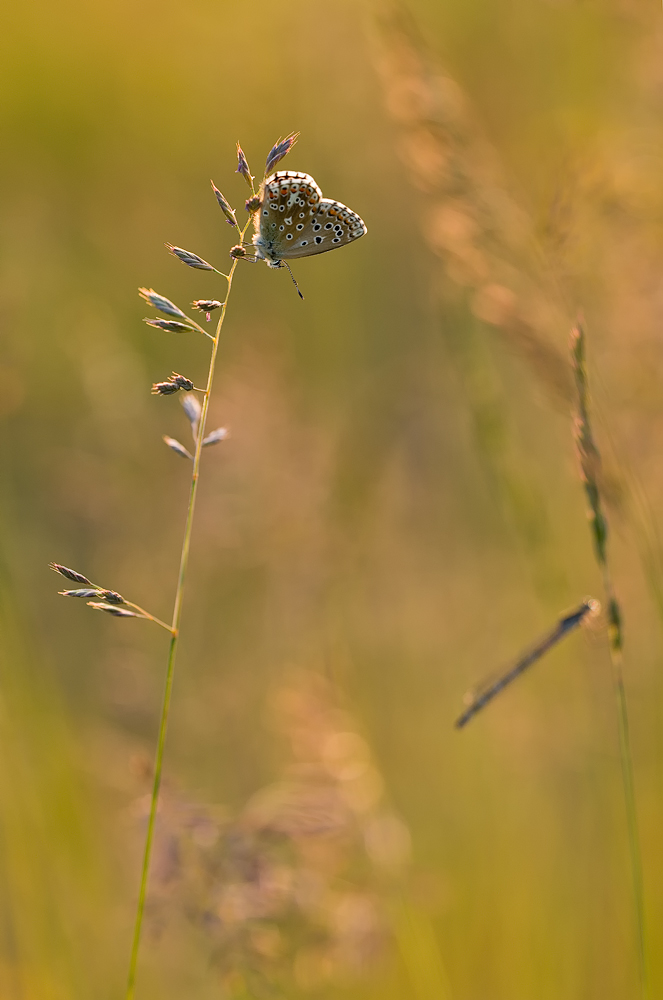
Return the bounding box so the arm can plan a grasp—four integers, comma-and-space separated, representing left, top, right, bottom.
252, 171, 367, 268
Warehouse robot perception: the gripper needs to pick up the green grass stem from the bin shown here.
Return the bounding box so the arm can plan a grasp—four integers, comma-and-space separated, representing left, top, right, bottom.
571, 323, 647, 999
125, 218, 251, 1000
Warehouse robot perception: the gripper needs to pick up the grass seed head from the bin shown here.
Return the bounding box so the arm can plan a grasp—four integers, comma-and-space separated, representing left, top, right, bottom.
202, 427, 228, 447
152, 373, 196, 395
181, 393, 201, 430
152, 380, 182, 395
144, 318, 194, 333
59, 588, 102, 599
264, 132, 299, 175
192, 299, 222, 321
49, 563, 93, 586
163, 436, 193, 460
211, 181, 238, 227
100, 590, 125, 605
235, 142, 254, 190
87, 602, 138, 618
165, 244, 214, 270
138, 288, 187, 319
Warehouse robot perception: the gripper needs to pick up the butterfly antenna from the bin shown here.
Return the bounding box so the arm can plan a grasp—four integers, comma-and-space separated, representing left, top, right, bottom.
281, 260, 304, 300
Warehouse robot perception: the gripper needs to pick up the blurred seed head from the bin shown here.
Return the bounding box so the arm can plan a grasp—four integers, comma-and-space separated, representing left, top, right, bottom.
165, 244, 214, 270
151, 381, 181, 396
211, 181, 238, 227
144, 318, 194, 334
571, 322, 608, 566
49, 563, 92, 586
374, 8, 573, 406
132, 672, 409, 988
202, 427, 228, 447
87, 601, 138, 618
59, 588, 102, 599
100, 590, 125, 604
138, 287, 187, 319
245, 195, 261, 214
181, 393, 201, 431
235, 142, 254, 190
192, 299, 222, 313
265, 132, 300, 175
152, 372, 195, 395
163, 436, 193, 460
230, 245, 246, 259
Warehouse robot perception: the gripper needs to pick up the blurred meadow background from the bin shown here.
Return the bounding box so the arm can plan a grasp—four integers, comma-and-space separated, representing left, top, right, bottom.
2, 0, 663, 997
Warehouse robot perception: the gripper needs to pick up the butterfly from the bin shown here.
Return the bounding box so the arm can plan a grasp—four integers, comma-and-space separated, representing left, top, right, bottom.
251, 171, 367, 281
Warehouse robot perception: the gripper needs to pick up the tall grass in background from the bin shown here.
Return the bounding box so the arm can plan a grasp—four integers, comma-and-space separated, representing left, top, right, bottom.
571, 323, 646, 995
374, 5, 652, 997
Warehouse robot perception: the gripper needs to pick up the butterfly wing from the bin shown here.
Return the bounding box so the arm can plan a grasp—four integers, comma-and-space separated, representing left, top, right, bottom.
253, 171, 367, 265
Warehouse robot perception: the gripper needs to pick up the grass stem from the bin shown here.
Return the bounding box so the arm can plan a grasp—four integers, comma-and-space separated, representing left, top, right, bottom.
123, 603, 174, 633
571, 322, 647, 999
611, 645, 647, 998
125, 220, 251, 1000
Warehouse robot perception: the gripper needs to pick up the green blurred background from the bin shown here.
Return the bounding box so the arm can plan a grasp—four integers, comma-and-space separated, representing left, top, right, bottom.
2, 0, 663, 997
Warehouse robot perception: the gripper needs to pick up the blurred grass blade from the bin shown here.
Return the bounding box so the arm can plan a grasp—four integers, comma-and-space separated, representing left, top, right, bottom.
456, 600, 597, 728
392, 895, 452, 1000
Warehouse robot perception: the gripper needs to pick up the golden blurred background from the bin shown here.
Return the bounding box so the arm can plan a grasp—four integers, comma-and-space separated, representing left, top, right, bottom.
2, 0, 663, 997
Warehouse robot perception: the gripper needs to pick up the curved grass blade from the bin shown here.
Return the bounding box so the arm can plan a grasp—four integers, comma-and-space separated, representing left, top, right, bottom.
455, 600, 597, 729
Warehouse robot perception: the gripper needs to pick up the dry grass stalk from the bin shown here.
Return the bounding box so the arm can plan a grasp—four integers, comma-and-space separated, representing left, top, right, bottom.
570, 321, 647, 998
372, 5, 573, 406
